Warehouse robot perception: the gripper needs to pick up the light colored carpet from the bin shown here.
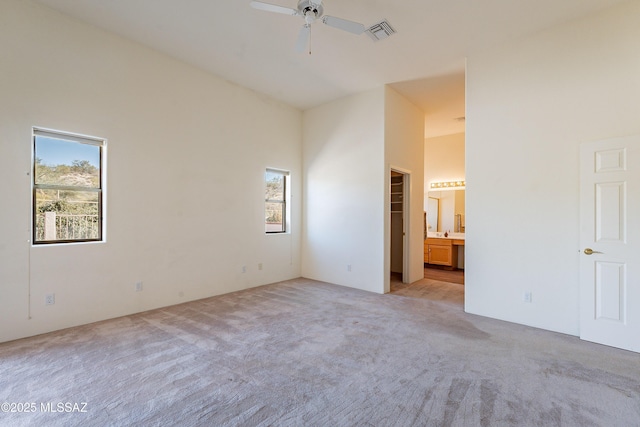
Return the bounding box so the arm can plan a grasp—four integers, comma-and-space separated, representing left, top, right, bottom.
1, 277, 639, 426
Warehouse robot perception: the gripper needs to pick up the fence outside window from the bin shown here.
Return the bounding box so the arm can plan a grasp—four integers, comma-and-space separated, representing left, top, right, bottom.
35, 212, 100, 241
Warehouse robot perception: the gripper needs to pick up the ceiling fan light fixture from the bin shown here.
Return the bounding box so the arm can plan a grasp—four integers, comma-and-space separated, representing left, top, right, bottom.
366, 20, 396, 42
304, 12, 316, 24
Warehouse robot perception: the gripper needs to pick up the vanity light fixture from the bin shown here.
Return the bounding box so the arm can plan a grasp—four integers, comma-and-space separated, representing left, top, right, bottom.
430, 180, 465, 189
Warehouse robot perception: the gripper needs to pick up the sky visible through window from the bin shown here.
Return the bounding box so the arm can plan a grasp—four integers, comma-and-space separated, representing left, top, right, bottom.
36, 136, 100, 167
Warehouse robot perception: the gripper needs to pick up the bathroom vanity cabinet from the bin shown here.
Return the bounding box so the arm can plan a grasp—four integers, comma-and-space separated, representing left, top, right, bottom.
424, 238, 461, 268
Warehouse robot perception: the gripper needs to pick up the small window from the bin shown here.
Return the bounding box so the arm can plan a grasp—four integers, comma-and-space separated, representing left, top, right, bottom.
33, 128, 105, 244
265, 169, 288, 233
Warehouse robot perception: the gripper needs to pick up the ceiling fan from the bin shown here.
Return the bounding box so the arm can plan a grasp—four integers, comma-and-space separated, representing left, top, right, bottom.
250, 0, 365, 53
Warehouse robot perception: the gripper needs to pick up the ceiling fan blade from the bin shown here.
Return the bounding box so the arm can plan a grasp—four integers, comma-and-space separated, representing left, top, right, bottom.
250, 1, 299, 16
322, 16, 365, 35
295, 25, 311, 53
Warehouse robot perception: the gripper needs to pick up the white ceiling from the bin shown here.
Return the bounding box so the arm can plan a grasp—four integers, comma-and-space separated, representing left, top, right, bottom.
36, 0, 626, 138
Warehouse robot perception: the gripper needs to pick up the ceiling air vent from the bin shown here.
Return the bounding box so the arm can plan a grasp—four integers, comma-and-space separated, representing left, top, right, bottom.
366, 20, 396, 42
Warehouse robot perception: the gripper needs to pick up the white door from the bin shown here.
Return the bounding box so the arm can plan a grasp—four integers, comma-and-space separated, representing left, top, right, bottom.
580, 135, 639, 352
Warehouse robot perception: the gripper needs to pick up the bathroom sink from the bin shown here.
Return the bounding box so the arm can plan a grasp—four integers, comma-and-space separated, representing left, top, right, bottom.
427, 232, 465, 239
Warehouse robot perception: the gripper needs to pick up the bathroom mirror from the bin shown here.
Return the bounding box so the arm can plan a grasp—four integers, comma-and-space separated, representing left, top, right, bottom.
427, 190, 465, 233
427, 197, 439, 233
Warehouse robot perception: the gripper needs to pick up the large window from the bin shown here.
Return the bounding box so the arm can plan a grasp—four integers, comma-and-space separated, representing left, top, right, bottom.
265, 169, 288, 233
33, 128, 105, 244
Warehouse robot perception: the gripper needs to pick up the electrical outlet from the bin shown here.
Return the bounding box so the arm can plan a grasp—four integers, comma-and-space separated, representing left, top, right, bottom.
135, 281, 143, 292
258, 263, 263, 271
523, 292, 532, 303
45, 293, 55, 305
242, 266, 247, 273
347, 264, 352, 272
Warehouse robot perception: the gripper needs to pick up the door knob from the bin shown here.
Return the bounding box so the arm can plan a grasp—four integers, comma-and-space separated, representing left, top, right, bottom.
584, 248, 603, 255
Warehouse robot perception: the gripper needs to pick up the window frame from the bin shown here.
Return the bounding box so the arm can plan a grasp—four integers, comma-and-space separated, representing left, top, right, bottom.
265, 168, 289, 234
32, 128, 106, 245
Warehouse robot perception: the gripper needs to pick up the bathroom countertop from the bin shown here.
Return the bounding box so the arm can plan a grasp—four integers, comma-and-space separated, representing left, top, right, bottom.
427, 232, 465, 240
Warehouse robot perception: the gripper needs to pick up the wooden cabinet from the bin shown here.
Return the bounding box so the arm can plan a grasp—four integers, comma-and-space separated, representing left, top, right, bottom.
424, 238, 458, 268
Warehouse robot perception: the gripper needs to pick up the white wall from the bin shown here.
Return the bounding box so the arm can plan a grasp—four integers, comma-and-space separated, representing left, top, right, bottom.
384, 87, 425, 288
424, 132, 465, 191
301, 87, 424, 293
424, 133, 465, 235
465, 0, 640, 335
302, 89, 386, 293
0, 0, 302, 343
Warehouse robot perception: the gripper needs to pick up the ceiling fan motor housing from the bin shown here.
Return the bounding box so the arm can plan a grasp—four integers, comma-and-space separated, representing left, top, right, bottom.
298, 0, 323, 19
